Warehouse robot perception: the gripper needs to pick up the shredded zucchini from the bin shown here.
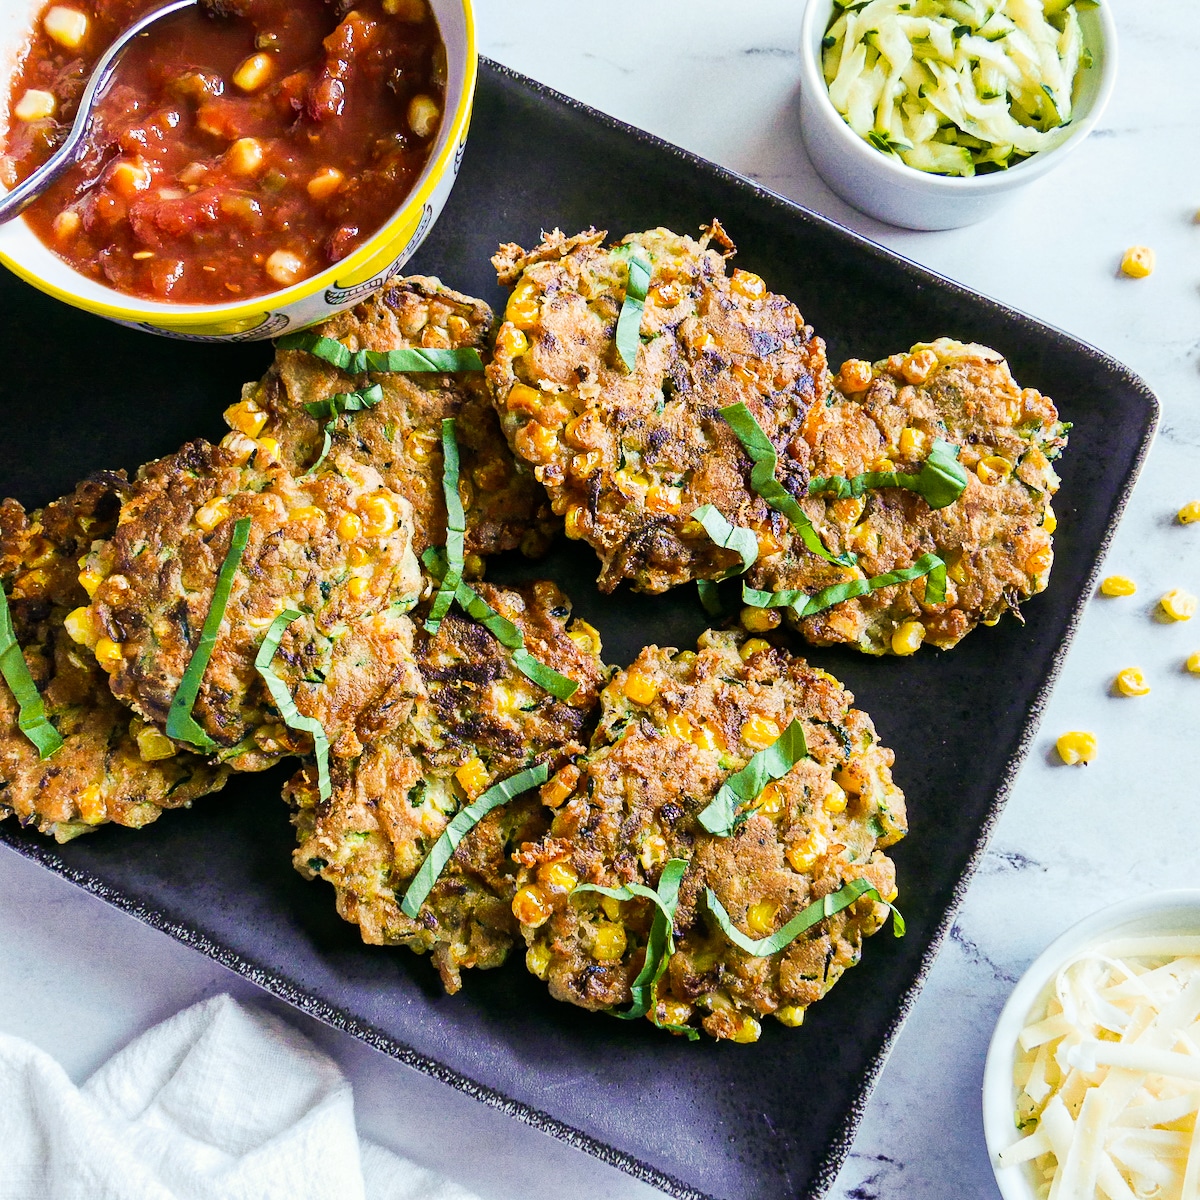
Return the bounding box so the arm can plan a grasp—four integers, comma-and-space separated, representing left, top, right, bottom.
822, 0, 1094, 176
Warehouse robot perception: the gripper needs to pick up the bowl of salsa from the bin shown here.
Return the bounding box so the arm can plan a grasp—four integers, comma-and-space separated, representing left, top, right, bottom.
0, 0, 476, 339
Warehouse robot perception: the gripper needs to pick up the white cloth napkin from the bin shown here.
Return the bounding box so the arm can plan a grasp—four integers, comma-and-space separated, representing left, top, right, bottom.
0, 992, 480, 1200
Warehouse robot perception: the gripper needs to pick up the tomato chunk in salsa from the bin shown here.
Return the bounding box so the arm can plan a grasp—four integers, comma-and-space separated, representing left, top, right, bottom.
2, 0, 446, 304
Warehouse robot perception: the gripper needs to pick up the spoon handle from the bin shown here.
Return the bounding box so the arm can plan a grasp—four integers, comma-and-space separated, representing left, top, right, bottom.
0, 0, 198, 224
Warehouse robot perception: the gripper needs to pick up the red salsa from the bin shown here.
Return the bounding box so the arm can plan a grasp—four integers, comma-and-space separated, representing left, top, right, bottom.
2, 0, 446, 303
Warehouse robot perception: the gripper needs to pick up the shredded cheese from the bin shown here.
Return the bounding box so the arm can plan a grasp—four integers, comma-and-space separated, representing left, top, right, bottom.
999, 940, 1200, 1198
821, 0, 1093, 177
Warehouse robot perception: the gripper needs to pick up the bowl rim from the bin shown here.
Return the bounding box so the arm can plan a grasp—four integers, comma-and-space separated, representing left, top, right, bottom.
797, 0, 1119, 195
0, 0, 477, 324
981, 889, 1200, 1200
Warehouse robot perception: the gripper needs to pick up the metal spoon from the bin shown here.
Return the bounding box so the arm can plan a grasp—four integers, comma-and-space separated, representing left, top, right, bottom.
0, 0, 198, 224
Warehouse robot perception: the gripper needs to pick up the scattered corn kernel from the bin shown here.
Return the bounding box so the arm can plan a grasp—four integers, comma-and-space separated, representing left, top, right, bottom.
525, 941, 552, 979
1178, 501, 1200, 525
824, 782, 848, 814
224, 399, 267, 438
15, 89, 56, 122
1100, 575, 1136, 597
901, 349, 938, 385
264, 249, 306, 287
786, 832, 828, 873
666, 712, 693, 743
775, 1004, 805, 1027
44, 6, 89, 49
455, 755, 489, 799
94, 636, 125, 672
538, 860, 579, 893
639, 833, 668, 869
359, 492, 400, 537
515, 420, 559, 464
504, 278, 540, 330
219, 430, 258, 465
623, 670, 658, 706
52, 210, 81, 240
1056, 731, 1097, 766
600, 896, 622, 921
541, 765, 580, 809
741, 714, 781, 751
847, 522, 879, 556
898, 426, 930, 460
225, 136, 265, 177
346, 576, 369, 600
255, 436, 280, 464
63, 606, 97, 648
567, 620, 601, 656
512, 885, 553, 928
404, 429, 437, 462
1114, 667, 1150, 697
645, 485, 681, 513
729, 1016, 761, 1044
746, 901, 779, 937
976, 455, 1013, 485
194, 497, 230, 532
505, 382, 543, 416
1161, 589, 1198, 621
109, 158, 152, 198
739, 637, 771, 661
407, 93, 441, 138
591, 922, 627, 961
462, 552, 485, 580
1042, 505, 1058, 534
837, 359, 873, 393
77, 783, 106, 824
657, 999, 693, 1028
495, 323, 528, 358
232, 52, 272, 93
136, 726, 177, 762
1186, 653, 1200, 674
346, 544, 370, 568
1024, 544, 1053, 577
739, 606, 780, 635
337, 512, 363, 540
755, 783, 784, 818
77, 567, 105, 598
1120, 245, 1154, 278
891, 620, 925, 656
731, 269, 766, 301
306, 166, 344, 200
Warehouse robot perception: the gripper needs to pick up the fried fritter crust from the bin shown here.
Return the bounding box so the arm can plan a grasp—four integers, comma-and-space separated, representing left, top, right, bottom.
488, 225, 830, 593
747, 339, 1068, 653
239, 276, 555, 559
288, 581, 608, 993
515, 630, 906, 1042
0, 479, 228, 842
81, 439, 423, 768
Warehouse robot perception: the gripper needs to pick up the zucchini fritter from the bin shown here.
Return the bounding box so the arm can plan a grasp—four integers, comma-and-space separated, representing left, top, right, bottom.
235, 275, 555, 560
78, 439, 423, 769
488, 225, 830, 594
288, 581, 609, 993
0, 479, 228, 842
514, 630, 905, 1042
747, 339, 1068, 653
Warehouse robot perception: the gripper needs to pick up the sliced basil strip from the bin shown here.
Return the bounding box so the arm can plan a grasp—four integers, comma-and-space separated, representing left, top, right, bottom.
697, 719, 808, 837
0, 586, 62, 758
705, 876, 905, 957
696, 579, 726, 618
615, 248, 651, 373
279, 331, 483, 374
303, 382, 383, 474
424, 418, 464, 635
743, 552, 947, 619
575, 857, 695, 1036
254, 608, 331, 802
808, 439, 968, 510
165, 516, 251, 752
401, 762, 549, 917
421, 548, 579, 701
692, 504, 759, 579
720, 402, 856, 567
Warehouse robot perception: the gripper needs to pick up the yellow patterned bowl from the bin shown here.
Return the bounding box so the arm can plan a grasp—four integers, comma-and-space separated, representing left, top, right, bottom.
0, 0, 476, 341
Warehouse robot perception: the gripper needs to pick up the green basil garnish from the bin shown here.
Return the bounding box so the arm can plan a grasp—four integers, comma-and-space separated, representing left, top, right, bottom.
692, 504, 759, 578
697, 719, 808, 837
808, 439, 968, 510
278, 331, 483, 375
705, 876, 905, 957
742, 551, 948, 619
303, 383, 383, 474
400, 761, 549, 917
421, 548, 580, 701
165, 516, 251, 752
696, 579, 726, 618
423, 418, 464, 635
0, 585, 62, 759
255, 607, 331, 801
615, 248, 651, 373
574, 857, 696, 1037
720, 402, 856, 567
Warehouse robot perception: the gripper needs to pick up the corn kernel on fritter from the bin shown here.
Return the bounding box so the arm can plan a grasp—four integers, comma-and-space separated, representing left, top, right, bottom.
288, 580, 608, 993
515, 630, 905, 1041
0, 478, 228, 841
488, 225, 830, 594
80, 439, 423, 768
748, 338, 1068, 653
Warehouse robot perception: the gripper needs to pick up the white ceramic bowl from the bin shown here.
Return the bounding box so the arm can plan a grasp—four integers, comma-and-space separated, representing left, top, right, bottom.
982, 890, 1200, 1200
0, 0, 476, 340
797, 0, 1118, 230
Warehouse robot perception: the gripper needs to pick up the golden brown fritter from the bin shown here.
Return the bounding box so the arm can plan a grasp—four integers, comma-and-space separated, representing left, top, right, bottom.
514, 630, 906, 1042
746, 339, 1068, 654
487, 224, 830, 594
233, 275, 555, 561
288, 581, 609, 993
78, 439, 423, 769
0, 479, 228, 842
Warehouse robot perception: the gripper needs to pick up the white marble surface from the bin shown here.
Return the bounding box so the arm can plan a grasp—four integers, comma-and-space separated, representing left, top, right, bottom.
2, 1, 1199, 1197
